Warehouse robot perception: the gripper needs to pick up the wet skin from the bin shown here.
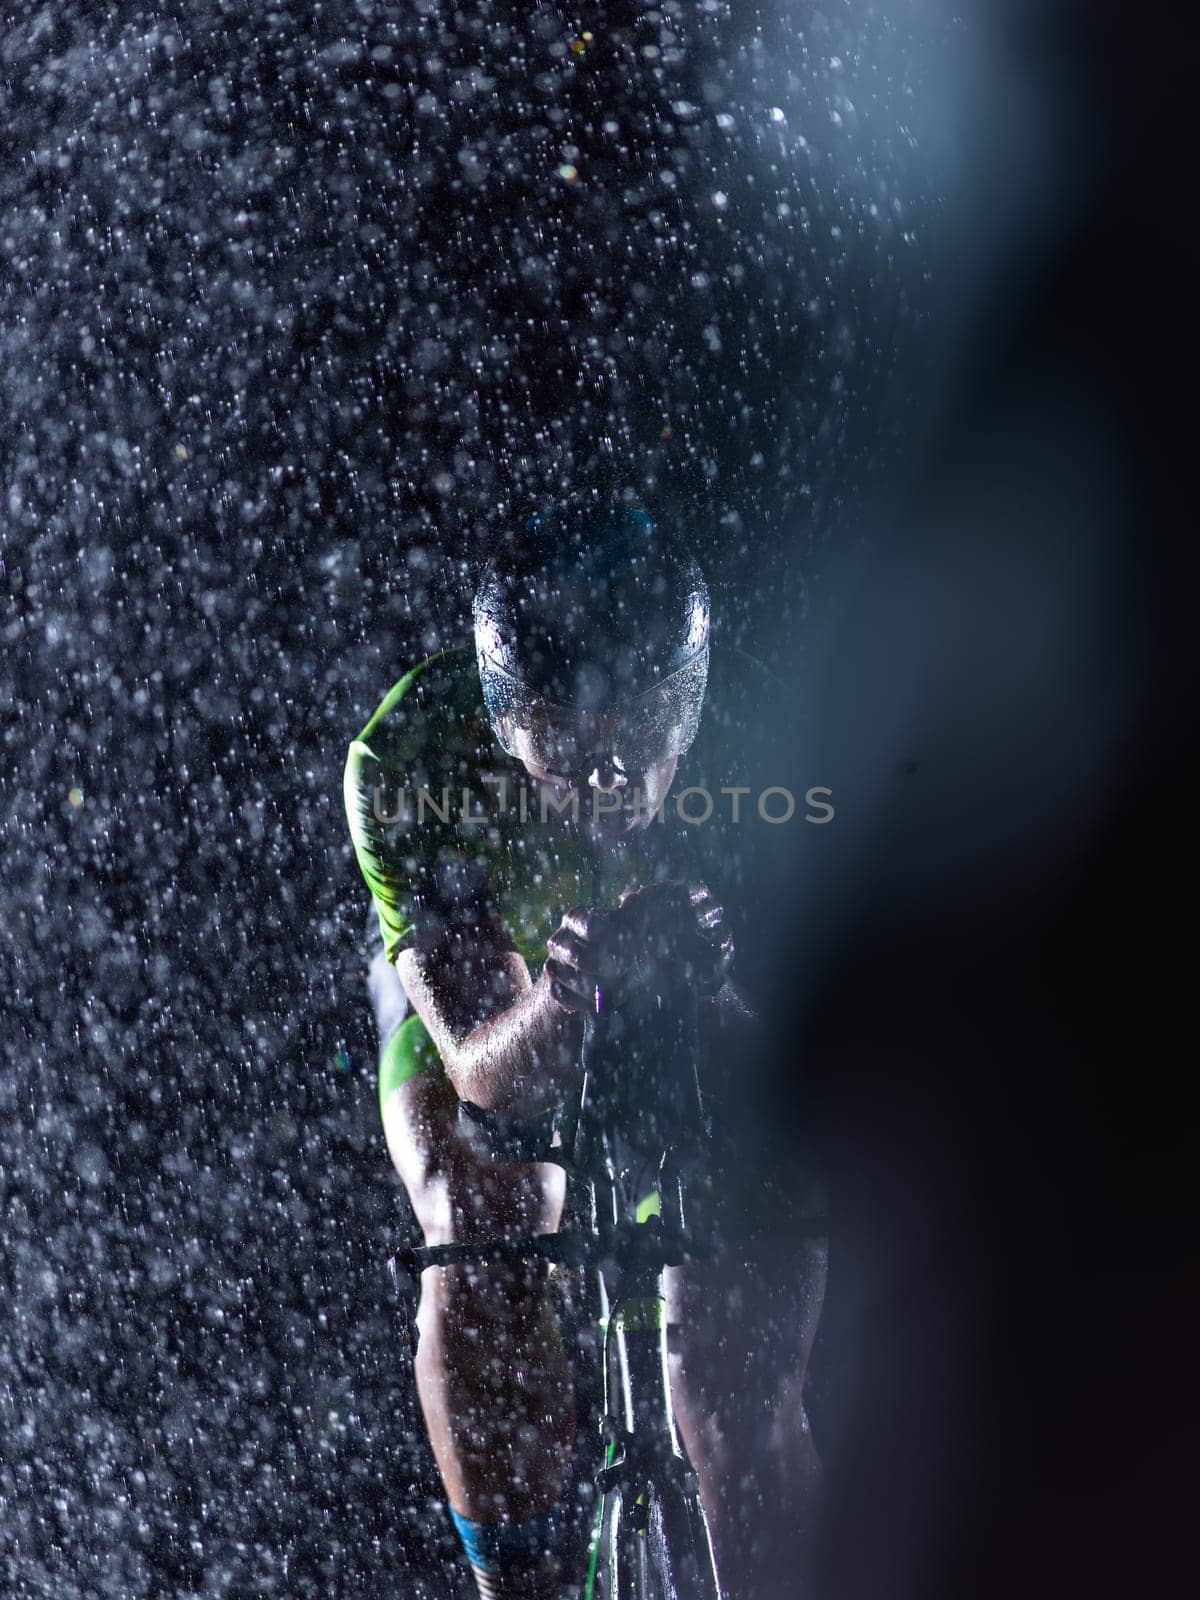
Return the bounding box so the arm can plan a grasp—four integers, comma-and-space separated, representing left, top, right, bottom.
521, 748, 677, 845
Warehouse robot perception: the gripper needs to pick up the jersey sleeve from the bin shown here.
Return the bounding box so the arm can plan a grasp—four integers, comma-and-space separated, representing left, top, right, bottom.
344, 652, 510, 963
344, 667, 427, 962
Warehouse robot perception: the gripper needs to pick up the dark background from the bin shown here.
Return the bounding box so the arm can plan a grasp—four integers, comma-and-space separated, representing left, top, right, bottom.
1, 3, 1193, 1597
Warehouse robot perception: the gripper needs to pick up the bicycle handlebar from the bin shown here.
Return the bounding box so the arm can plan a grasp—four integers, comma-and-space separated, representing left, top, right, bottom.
390, 1207, 716, 1290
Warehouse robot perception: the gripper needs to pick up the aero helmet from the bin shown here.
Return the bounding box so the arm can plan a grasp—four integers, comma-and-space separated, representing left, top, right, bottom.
473, 502, 710, 778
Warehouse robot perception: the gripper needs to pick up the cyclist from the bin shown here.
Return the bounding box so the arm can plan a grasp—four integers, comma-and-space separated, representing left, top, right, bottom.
344, 500, 826, 1599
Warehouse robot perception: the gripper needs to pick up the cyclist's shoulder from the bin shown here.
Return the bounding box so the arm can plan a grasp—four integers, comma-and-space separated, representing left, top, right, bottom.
704, 642, 787, 724
685, 643, 785, 784
352, 644, 483, 760
671, 642, 795, 887
375, 641, 476, 711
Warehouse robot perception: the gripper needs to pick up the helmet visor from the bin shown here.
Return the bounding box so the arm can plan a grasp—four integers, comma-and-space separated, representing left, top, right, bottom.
479, 649, 709, 778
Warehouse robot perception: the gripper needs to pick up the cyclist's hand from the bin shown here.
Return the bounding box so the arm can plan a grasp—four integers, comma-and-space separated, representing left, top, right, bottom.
686, 881, 735, 995
544, 906, 638, 1014
618, 879, 734, 997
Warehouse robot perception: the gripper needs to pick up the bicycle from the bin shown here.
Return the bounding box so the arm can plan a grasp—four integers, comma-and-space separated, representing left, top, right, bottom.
390, 933, 724, 1600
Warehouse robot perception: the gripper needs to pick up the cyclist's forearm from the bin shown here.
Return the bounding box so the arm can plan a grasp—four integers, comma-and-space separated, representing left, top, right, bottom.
445, 971, 583, 1115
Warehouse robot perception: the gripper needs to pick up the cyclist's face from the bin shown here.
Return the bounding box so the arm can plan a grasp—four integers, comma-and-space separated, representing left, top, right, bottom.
482, 645, 707, 842
521, 744, 680, 843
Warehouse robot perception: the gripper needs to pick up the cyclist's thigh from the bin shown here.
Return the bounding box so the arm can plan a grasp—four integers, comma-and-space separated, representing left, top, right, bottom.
665, 1235, 827, 1402
381, 1067, 566, 1247
665, 1151, 828, 1400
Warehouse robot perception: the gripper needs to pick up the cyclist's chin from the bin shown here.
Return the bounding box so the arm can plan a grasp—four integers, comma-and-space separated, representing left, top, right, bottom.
588, 805, 642, 842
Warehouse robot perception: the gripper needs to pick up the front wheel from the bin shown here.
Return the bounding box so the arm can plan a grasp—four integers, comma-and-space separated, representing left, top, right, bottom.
586, 1481, 721, 1600
648, 1481, 721, 1600
585, 1487, 647, 1600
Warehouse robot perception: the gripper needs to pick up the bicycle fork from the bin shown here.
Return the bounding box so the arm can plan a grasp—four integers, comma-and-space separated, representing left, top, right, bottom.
585, 1262, 721, 1600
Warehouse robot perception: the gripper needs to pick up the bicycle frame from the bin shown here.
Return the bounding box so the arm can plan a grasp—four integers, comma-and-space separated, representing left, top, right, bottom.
583, 1188, 721, 1599
560, 991, 723, 1600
